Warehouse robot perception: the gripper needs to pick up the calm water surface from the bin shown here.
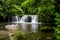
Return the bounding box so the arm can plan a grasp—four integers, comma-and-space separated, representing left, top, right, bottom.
0, 23, 55, 40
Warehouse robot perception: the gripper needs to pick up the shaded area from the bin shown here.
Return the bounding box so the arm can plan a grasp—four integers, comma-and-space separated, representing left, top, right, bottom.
0, 23, 55, 40
0, 16, 8, 22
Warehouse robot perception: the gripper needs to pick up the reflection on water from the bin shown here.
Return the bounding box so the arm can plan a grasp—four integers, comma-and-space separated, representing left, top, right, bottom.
0, 23, 55, 40
20, 23, 27, 33
0, 23, 39, 33
31, 23, 38, 32
19, 23, 38, 33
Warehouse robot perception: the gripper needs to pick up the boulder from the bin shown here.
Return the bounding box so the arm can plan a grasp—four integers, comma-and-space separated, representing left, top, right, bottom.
5, 24, 20, 31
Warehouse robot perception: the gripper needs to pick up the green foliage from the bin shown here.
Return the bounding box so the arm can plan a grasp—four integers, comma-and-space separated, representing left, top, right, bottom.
0, 0, 25, 18
55, 12, 60, 40
37, 0, 55, 23
10, 31, 24, 40
20, 0, 56, 23
0, 0, 56, 23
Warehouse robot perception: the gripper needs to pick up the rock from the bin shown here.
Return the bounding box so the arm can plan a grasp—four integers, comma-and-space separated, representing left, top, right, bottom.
0, 31, 9, 40
46, 37, 53, 40
5, 24, 20, 31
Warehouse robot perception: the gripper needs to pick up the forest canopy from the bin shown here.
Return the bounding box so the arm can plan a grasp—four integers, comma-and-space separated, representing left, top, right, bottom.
0, 0, 60, 23
0, 0, 56, 18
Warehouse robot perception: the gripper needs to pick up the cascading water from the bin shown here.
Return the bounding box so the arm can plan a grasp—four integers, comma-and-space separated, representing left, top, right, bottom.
31, 15, 38, 32
20, 15, 28, 23
20, 15, 38, 33
8, 15, 40, 33
12, 15, 20, 23
11, 15, 38, 24
31, 15, 38, 23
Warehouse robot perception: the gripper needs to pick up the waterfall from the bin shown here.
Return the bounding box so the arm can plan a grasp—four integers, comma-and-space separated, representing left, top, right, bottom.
10, 15, 39, 33
20, 15, 28, 23
12, 15, 20, 23
31, 15, 38, 23
11, 15, 39, 24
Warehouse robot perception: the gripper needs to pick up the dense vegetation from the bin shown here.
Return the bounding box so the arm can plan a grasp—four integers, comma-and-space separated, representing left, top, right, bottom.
0, 0, 60, 40
55, 12, 60, 40
55, 0, 60, 40
0, 0, 56, 23
10, 31, 24, 40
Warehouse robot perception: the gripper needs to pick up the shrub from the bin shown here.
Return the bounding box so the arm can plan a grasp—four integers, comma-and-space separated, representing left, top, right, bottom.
9, 31, 24, 40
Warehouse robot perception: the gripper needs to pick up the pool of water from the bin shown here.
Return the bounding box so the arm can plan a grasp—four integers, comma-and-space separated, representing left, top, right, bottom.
0, 23, 55, 40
